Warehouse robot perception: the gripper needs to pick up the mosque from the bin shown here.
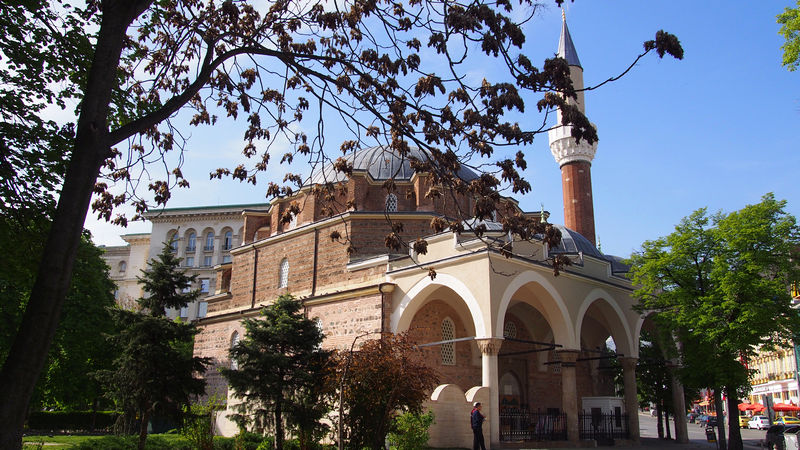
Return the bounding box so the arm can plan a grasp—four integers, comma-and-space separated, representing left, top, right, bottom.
193, 15, 655, 448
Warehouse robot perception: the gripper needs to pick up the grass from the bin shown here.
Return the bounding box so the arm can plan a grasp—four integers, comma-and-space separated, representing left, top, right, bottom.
22, 433, 190, 448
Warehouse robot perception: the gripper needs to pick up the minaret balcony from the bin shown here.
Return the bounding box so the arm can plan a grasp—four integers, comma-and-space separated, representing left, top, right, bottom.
548, 124, 598, 167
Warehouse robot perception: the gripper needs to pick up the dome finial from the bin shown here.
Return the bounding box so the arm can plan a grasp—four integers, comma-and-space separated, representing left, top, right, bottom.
562, 8, 566, 22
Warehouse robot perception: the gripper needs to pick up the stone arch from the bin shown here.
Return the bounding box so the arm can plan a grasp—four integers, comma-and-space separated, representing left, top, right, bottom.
391, 273, 486, 337
497, 270, 575, 348
575, 288, 634, 357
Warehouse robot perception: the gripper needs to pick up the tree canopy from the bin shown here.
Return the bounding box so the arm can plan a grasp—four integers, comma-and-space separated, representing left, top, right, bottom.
778, 1, 800, 71
137, 243, 199, 316
0, 0, 682, 447
221, 294, 330, 450
629, 193, 800, 450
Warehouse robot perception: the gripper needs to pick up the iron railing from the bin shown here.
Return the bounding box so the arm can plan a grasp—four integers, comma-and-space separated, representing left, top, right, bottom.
579, 412, 630, 442
499, 411, 567, 442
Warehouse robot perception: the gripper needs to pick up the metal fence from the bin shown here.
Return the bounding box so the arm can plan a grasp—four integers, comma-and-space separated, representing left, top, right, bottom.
579, 412, 630, 442
499, 411, 568, 442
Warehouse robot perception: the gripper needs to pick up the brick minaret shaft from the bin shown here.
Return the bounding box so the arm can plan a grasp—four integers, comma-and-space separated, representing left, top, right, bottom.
548, 12, 598, 245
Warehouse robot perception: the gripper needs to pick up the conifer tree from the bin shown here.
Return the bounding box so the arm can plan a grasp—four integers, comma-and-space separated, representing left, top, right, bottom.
221, 294, 330, 450
97, 242, 209, 450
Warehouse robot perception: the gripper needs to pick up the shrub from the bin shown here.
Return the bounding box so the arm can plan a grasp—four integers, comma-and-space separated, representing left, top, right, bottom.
234, 431, 269, 450
26, 410, 119, 432
70, 435, 192, 449
388, 411, 435, 450
181, 395, 225, 450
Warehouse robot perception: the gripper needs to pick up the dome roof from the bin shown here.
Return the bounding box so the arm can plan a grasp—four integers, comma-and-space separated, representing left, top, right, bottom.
548, 224, 604, 260
308, 146, 479, 185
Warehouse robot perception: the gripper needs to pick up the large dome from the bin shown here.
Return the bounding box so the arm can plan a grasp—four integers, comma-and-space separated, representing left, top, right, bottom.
308, 146, 479, 185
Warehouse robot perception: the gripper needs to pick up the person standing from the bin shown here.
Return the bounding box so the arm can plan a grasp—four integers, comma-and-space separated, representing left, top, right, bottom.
471, 402, 487, 450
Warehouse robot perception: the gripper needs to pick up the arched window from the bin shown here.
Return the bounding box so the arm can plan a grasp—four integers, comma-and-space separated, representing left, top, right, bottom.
385, 193, 398, 212
230, 331, 240, 370
118, 261, 127, 274
441, 317, 455, 366
168, 233, 178, 252
279, 258, 289, 288
223, 231, 233, 250
504, 321, 517, 339
204, 231, 215, 251
187, 232, 196, 252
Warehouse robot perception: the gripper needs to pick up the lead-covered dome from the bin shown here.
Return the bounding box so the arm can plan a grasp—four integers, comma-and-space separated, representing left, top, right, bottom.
308, 146, 479, 185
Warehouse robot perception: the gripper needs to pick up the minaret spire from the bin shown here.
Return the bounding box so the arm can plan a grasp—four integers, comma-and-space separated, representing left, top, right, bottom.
548, 12, 598, 246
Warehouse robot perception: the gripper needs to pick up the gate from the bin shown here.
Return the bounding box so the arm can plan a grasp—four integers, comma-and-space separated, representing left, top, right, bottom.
579, 412, 630, 442
499, 410, 568, 442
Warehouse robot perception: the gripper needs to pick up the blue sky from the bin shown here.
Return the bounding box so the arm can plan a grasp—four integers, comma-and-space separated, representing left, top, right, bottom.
86, 1, 800, 258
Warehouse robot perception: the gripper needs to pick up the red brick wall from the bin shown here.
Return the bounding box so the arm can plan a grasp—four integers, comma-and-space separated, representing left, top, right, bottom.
194, 319, 245, 398
406, 300, 482, 390
560, 161, 595, 245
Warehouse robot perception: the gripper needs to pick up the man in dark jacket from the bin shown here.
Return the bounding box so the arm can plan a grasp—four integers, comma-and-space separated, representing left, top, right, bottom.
471, 402, 486, 450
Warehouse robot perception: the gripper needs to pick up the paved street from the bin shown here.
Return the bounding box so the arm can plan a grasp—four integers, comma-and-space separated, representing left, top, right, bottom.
638, 412, 767, 450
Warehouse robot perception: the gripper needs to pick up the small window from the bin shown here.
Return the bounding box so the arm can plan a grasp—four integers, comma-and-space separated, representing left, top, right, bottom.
179, 306, 188, 318
222, 255, 232, 264
385, 193, 398, 212
230, 331, 240, 370
198, 302, 208, 318
187, 232, 196, 252
441, 317, 455, 366
169, 233, 178, 252
279, 258, 289, 288
504, 321, 517, 339
203, 255, 212, 267
185, 256, 194, 267
223, 231, 233, 250
118, 261, 127, 274
204, 231, 214, 251
200, 278, 210, 293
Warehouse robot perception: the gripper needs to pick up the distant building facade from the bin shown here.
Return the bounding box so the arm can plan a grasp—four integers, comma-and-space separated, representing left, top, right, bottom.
101, 204, 268, 320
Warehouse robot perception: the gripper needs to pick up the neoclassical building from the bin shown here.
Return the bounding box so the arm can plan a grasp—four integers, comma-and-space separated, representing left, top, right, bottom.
193, 17, 650, 447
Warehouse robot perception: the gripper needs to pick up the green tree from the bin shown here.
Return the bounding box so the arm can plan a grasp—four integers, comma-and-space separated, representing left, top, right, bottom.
0, 1, 682, 447
629, 194, 800, 450
221, 294, 330, 450
137, 244, 199, 317
778, 1, 800, 71
0, 215, 117, 411
388, 411, 435, 450
337, 333, 439, 450
97, 242, 209, 450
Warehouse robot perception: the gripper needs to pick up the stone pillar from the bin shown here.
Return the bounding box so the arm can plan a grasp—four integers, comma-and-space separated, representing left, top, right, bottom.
558, 350, 581, 442
477, 338, 503, 449
669, 362, 689, 443
619, 357, 640, 442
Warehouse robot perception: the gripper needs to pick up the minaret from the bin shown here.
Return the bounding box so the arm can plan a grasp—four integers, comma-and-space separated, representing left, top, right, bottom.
548, 11, 598, 245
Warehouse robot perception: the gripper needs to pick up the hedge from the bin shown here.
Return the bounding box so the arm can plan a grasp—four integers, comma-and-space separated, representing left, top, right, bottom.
26, 410, 119, 431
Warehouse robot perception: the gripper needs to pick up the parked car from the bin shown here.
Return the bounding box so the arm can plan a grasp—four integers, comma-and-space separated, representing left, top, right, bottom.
739, 416, 751, 427
750, 416, 772, 430
778, 417, 800, 425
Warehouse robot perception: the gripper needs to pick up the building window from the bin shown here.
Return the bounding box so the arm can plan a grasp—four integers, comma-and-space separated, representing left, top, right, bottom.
118, 261, 127, 274
385, 193, 398, 212
222, 255, 232, 264
203, 255, 212, 267
204, 231, 214, 251
279, 258, 289, 288
200, 278, 210, 293
185, 256, 194, 267
223, 231, 233, 250
441, 317, 455, 366
198, 302, 208, 318
504, 321, 517, 339
186, 232, 196, 252
230, 331, 240, 370
169, 233, 178, 252
179, 306, 188, 318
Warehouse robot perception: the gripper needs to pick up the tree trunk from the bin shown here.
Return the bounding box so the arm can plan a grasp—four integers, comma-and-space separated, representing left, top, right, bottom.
138, 409, 151, 450
0, 2, 152, 448
714, 389, 728, 449
275, 400, 283, 450
657, 407, 664, 438
664, 402, 672, 440
726, 388, 743, 450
